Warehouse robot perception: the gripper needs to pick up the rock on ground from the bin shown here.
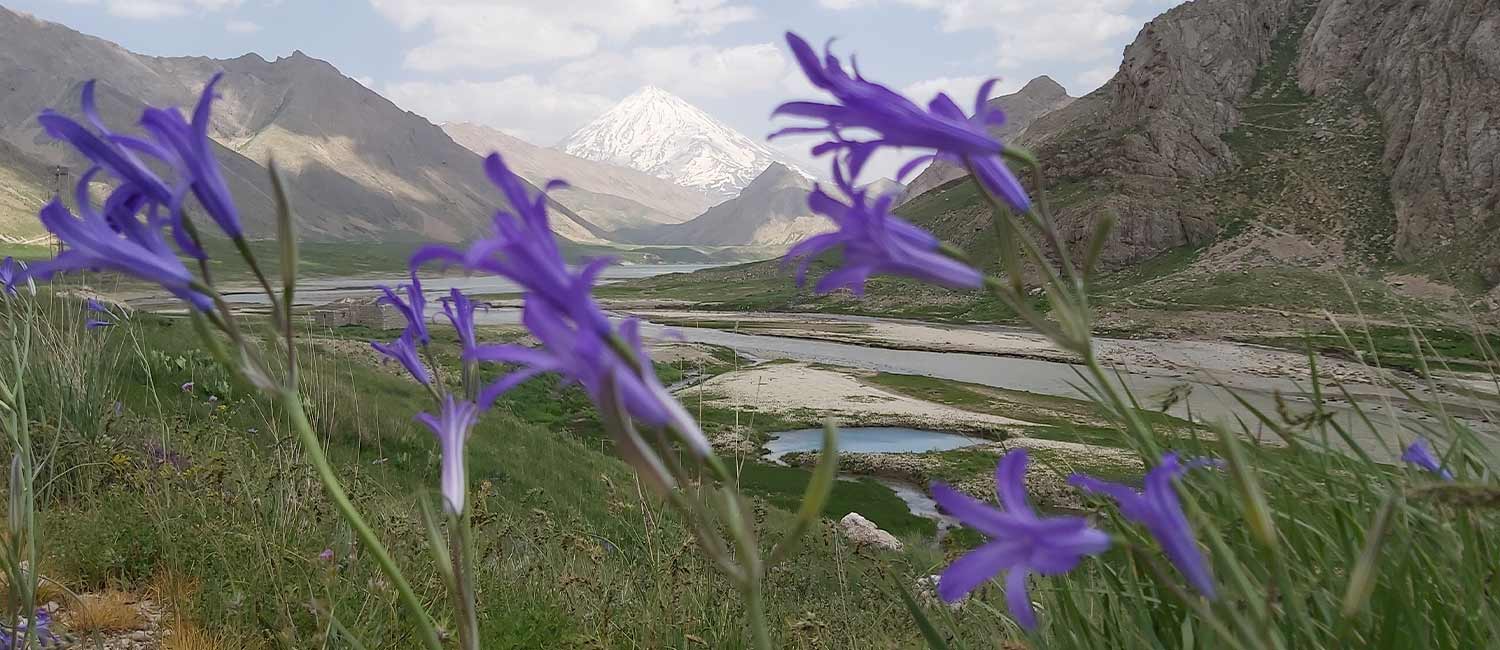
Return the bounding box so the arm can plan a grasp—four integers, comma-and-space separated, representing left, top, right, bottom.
839, 512, 903, 551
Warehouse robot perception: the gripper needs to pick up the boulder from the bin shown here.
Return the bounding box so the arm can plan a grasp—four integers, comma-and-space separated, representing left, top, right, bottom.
839, 512, 903, 551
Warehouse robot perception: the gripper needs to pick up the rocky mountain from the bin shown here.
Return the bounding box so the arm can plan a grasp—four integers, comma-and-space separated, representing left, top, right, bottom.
861, 178, 906, 204
614, 162, 826, 247
442, 122, 714, 231
1295, 0, 1500, 283
903, 0, 1498, 289
0, 6, 607, 244
559, 86, 792, 201
901, 76, 1074, 201
905, 0, 1301, 269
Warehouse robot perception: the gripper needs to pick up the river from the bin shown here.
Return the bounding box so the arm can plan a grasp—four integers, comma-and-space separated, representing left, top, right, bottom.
201, 273, 1496, 460
212, 265, 716, 306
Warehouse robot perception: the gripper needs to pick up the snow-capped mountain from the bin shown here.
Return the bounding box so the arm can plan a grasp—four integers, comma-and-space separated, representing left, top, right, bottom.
558, 86, 793, 201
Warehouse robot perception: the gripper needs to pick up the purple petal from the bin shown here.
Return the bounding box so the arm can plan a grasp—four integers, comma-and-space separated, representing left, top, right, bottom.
936, 540, 1021, 603
477, 367, 549, 409
974, 78, 1000, 116
1005, 568, 1038, 630
968, 156, 1032, 214
812, 264, 874, 295
994, 449, 1034, 515
930, 481, 1026, 539
895, 154, 938, 181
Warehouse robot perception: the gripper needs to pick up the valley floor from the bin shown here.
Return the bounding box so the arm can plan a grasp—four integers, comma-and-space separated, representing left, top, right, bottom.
15, 279, 1499, 647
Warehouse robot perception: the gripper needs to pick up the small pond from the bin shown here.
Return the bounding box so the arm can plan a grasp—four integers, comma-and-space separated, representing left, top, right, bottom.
764, 426, 988, 463
765, 427, 986, 533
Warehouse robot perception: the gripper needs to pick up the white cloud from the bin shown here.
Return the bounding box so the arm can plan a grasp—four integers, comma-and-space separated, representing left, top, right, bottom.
382, 76, 614, 145
557, 42, 788, 100
368, 0, 756, 71
1075, 65, 1118, 93
224, 18, 260, 33
817, 0, 1145, 71
901, 75, 1022, 107
79, 0, 243, 19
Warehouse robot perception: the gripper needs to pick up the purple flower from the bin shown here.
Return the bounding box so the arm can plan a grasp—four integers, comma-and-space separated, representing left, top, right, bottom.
773, 32, 1031, 213
27, 76, 241, 305
137, 73, 243, 241
180, 381, 194, 393
25, 196, 211, 311
440, 288, 478, 355
416, 153, 707, 456
415, 395, 481, 514
470, 302, 707, 456
372, 330, 430, 386
378, 269, 429, 344
931, 450, 1111, 630
1, 608, 57, 650
1070, 453, 1219, 599
0, 257, 17, 296
785, 164, 982, 295
87, 297, 107, 312
85, 319, 114, 330
413, 154, 609, 337
318, 548, 335, 562
1401, 438, 1453, 481
37, 81, 174, 207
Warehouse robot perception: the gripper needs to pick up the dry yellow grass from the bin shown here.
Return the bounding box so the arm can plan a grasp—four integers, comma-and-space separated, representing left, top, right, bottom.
161, 620, 230, 650
34, 577, 73, 606
147, 569, 199, 612
65, 591, 145, 633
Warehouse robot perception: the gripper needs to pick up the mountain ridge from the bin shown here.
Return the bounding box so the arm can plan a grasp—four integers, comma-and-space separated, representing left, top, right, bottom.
613, 162, 828, 247
0, 5, 606, 244
442, 121, 715, 232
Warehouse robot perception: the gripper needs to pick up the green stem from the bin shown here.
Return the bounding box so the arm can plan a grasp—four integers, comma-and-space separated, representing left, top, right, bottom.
281, 392, 445, 650
744, 578, 772, 650
451, 509, 480, 650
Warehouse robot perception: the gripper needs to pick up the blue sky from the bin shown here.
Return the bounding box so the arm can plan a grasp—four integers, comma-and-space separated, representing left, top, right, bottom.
12, 0, 1185, 180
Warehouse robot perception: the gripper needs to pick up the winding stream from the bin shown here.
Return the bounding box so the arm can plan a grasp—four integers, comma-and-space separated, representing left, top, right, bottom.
201, 277, 1494, 461
187, 279, 1497, 529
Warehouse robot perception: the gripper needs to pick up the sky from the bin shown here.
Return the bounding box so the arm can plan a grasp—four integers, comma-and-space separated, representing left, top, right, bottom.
11, 0, 1186, 180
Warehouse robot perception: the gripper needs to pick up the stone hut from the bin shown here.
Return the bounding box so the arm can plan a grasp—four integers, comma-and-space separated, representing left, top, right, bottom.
310, 297, 405, 330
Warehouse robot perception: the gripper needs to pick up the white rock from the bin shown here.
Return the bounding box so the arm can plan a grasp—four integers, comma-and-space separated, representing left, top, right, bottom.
839, 512, 903, 551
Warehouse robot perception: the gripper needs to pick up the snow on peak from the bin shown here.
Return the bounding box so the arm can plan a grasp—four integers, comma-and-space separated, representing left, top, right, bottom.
558, 86, 796, 200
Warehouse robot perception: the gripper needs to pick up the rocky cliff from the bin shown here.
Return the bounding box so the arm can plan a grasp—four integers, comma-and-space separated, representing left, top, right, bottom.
1296, 0, 1500, 283
912, 0, 1499, 283
1001, 0, 1302, 268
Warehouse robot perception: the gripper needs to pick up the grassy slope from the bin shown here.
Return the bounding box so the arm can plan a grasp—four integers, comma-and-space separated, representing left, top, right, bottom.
16, 299, 1005, 648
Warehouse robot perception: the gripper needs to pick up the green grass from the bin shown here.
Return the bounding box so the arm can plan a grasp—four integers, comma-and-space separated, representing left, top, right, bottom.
1238, 324, 1500, 374
0, 243, 50, 261
736, 464, 935, 537
865, 371, 1196, 437
10, 297, 990, 648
